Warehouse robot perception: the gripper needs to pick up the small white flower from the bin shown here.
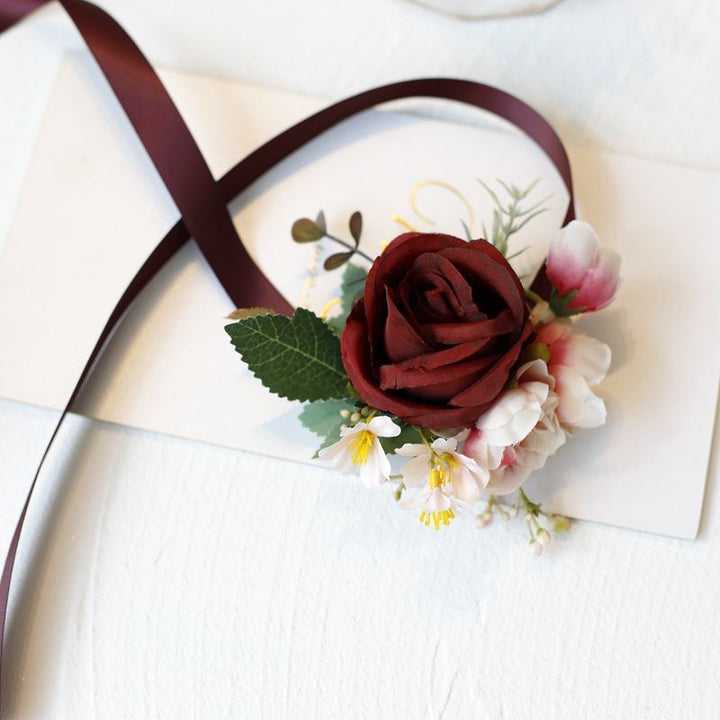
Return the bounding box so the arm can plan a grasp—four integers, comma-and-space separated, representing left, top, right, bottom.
399, 475, 469, 530
396, 436, 488, 503
394, 436, 487, 529
319, 415, 400, 486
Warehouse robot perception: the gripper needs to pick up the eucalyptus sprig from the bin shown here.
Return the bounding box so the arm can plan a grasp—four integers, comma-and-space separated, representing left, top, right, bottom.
291, 210, 374, 270
479, 178, 551, 258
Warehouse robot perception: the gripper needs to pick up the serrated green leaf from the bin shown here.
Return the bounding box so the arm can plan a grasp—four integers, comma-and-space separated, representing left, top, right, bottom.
292, 217, 325, 243
225, 308, 349, 401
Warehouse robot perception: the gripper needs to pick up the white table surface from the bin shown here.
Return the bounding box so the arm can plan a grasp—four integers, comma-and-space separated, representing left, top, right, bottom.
1, 1, 719, 718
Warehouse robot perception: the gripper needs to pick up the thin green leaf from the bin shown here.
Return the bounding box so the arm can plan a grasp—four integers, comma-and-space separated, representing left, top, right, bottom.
511, 208, 548, 234
478, 179, 511, 215
505, 246, 530, 261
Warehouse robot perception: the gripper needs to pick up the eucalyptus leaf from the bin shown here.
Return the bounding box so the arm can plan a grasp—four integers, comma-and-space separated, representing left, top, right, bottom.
292, 217, 325, 243
324, 252, 352, 271
349, 211, 362, 244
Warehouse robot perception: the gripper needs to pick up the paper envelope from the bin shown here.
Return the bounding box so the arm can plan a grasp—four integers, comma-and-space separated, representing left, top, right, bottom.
0, 53, 717, 539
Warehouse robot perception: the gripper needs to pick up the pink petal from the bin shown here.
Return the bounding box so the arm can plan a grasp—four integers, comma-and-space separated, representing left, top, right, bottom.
569, 249, 621, 311
546, 221, 599, 295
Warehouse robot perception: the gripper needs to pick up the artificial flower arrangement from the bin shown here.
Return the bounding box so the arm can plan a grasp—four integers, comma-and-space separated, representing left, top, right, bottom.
225, 181, 621, 553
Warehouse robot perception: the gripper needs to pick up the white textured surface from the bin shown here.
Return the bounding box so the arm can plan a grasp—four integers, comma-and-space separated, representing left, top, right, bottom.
1, 1, 720, 718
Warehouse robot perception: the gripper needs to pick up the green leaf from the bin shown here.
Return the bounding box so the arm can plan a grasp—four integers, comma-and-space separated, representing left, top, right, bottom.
349, 211, 362, 244
380, 423, 422, 455
315, 210, 327, 232
292, 217, 325, 243
324, 252, 352, 270
300, 398, 354, 437
328, 262, 368, 334
225, 308, 349, 401
548, 287, 585, 317
299, 398, 356, 456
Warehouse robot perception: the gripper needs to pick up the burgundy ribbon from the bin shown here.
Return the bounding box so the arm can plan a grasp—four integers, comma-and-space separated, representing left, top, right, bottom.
0, 0, 576, 712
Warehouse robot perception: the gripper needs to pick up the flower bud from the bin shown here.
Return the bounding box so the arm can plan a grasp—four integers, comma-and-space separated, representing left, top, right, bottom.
529, 539, 543, 556
552, 515, 570, 533
536, 528, 551, 546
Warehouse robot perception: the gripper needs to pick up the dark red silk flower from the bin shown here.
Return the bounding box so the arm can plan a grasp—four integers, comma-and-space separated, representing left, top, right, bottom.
341, 233, 532, 429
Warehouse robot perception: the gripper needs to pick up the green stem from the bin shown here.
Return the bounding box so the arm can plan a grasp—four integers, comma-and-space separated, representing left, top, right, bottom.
525, 288, 546, 306
324, 233, 374, 264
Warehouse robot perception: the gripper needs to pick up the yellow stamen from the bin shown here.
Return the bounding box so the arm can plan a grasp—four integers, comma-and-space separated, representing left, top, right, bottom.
419, 509, 455, 530
391, 214, 418, 233
429, 468, 444, 489
349, 430, 374, 466
320, 297, 341, 319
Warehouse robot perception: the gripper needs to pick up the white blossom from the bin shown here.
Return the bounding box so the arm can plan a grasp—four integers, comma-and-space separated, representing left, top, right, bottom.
319, 415, 400, 486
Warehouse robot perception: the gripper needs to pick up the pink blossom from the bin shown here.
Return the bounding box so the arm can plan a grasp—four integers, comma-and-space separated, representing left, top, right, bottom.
536, 320, 611, 429
464, 360, 566, 495
546, 221, 621, 311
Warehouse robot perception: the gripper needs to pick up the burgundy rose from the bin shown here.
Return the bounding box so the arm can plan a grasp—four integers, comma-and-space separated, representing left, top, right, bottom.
341, 233, 532, 430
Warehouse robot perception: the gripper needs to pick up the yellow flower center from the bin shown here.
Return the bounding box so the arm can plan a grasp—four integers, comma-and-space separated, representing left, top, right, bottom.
419, 458, 460, 530
349, 430, 374, 466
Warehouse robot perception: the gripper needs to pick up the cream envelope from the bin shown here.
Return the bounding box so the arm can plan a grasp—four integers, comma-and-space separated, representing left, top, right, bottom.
0, 53, 717, 539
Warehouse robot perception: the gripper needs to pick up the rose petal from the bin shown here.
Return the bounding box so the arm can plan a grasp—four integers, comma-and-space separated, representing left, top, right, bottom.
407, 252, 483, 320
419, 309, 515, 345
441, 241, 528, 325
379, 353, 497, 392
383, 286, 432, 363
450, 322, 532, 408
364, 233, 466, 336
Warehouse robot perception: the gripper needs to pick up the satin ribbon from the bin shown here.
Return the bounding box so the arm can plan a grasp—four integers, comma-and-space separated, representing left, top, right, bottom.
0, 0, 576, 712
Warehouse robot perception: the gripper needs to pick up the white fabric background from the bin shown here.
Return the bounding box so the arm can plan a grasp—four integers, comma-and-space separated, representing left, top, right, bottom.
1, 1, 719, 718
